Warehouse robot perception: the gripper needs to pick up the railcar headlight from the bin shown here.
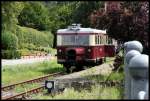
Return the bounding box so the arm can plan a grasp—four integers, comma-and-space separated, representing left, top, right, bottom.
58, 49, 62, 53
88, 49, 91, 52
45, 80, 55, 93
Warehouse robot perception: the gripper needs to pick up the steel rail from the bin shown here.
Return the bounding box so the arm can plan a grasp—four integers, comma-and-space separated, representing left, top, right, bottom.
2, 86, 45, 100
2, 72, 63, 91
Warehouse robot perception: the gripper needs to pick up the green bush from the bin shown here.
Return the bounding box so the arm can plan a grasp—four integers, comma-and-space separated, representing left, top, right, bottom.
19, 49, 30, 56
15, 26, 54, 49
2, 31, 18, 50
2, 50, 21, 59
27, 44, 36, 50
35, 47, 54, 54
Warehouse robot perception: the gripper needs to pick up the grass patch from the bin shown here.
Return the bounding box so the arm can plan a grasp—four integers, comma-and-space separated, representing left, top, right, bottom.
32, 85, 123, 99
108, 71, 124, 81
2, 60, 64, 85
105, 57, 115, 63
84, 69, 124, 85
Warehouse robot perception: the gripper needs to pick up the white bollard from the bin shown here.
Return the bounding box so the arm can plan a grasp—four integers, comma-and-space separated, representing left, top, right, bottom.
126, 41, 143, 53
124, 41, 143, 99
128, 54, 149, 99
125, 50, 141, 99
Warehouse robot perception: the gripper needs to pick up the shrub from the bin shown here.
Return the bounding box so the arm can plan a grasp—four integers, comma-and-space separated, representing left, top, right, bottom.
19, 49, 30, 56
2, 31, 18, 50
2, 50, 21, 59
27, 44, 36, 50
15, 26, 54, 48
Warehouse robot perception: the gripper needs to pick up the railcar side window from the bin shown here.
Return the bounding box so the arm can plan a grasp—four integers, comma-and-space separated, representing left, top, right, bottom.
95, 35, 97, 44
106, 36, 108, 44
98, 35, 99, 44
101, 35, 104, 44
57, 35, 62, 45
108, 37, 113, 44
100, 36, 102, 44
99, 36, 100, 44
95, 35, 101, 45
102, 35, 106, 44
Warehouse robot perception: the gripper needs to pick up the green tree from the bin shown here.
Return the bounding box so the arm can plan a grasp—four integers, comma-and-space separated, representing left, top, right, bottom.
72, 1, 104, 27
90, 1, 149, 48
44, 2, 77, 47
18, 2, 51, 31
1, 1, 24, 32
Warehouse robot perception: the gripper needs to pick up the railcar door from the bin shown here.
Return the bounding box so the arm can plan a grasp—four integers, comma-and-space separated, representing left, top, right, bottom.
105, 37, 115, 57
105, 45, 115, 57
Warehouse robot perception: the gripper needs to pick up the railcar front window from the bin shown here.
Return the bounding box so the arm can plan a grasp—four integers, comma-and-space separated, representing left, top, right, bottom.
76, 35, 89, 45
62, 35, 76, 45
57, 35, 89, 45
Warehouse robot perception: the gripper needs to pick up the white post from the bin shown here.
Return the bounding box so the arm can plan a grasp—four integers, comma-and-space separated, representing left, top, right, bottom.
125, 50, 141, 99
124, 41, 143, 99
128, 54, 149, 99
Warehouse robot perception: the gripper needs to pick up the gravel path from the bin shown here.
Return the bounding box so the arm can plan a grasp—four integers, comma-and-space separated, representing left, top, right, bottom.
2, 56, 56, 67
55, 63, 114, 81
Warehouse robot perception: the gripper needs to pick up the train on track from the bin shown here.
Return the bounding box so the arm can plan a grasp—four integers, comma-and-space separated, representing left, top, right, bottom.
56, 24, 117, 73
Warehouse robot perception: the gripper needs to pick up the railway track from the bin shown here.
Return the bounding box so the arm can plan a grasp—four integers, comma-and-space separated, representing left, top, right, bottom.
2, 72, 64, 91
2, 59, 116, 100
2, 80, 123, 100
2, 72, 65, 100
2, 86, 45, 100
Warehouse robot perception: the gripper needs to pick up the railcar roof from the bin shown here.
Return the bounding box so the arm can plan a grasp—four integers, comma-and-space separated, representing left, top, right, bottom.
57, 28, 106, 34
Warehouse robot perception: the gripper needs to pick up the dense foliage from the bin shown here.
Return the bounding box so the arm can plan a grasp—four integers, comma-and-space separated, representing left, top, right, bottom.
15, 26, 53, 48
2, 1, 149, 58
2, 2, 24, 32
18, 2, 51, 31
90, 1, 149, 49
72, 1, 104, 27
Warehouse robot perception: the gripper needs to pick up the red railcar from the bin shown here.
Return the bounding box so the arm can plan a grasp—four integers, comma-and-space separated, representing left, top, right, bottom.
56, 24, 117, 73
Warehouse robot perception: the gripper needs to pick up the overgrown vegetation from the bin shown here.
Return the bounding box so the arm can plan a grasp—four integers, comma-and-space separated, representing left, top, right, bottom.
20, 59, 123, 99
32, 64, 124, 99
33, 86, 123, 99
2, 57, 124, 99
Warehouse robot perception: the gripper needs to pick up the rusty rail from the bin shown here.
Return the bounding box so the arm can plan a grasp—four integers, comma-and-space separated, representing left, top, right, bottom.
2, 80, 123, 100
2, 72, 63, 91
2, 86, 45, 100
